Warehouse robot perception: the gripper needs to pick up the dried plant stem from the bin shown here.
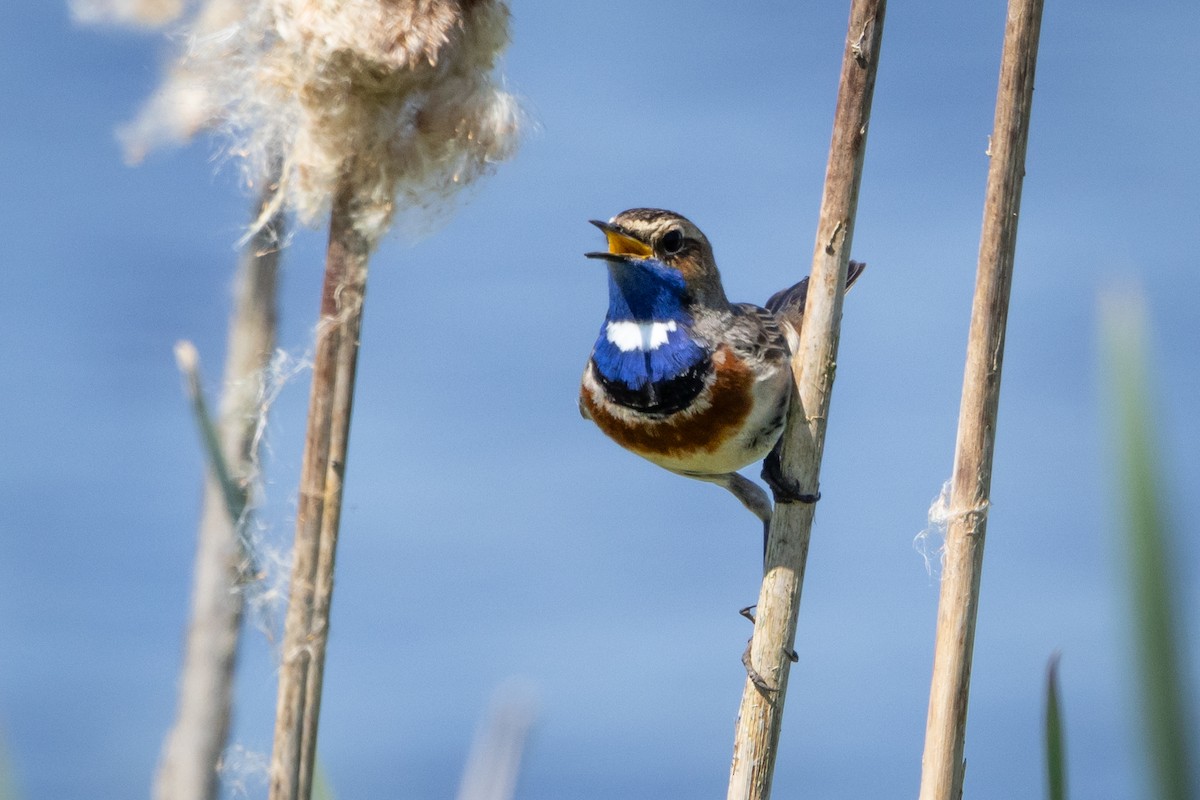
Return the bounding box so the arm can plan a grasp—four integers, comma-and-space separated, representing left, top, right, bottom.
270, 173, 371, 800
157, 187, 283, 800
455, 690, 538, 800
916, 1, 1043, 798
726, 2, 884, 798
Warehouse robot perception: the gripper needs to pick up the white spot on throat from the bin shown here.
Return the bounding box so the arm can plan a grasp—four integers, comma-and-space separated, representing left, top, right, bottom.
606, 319, 677, 352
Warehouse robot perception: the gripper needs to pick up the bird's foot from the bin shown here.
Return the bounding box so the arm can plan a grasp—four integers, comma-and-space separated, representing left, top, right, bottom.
762, 449, 821, 505
738, 606, 798, 692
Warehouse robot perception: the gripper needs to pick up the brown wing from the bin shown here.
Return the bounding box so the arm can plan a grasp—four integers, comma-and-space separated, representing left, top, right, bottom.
764, 260, 867, 327
727, 303, 792, 364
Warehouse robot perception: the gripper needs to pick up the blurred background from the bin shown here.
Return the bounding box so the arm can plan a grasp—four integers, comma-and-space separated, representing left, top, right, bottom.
1, 1, 1197, 798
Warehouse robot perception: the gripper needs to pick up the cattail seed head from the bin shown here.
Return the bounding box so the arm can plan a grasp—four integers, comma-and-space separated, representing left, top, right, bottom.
89, 0, 522, 242
232, 0, 521, 241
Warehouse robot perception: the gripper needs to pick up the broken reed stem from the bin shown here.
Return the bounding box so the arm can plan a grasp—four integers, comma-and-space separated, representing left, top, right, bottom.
726, 1, 884, 798
157, 185, 283, 800
916, 1, 1043, 798
269, 173, 371, 800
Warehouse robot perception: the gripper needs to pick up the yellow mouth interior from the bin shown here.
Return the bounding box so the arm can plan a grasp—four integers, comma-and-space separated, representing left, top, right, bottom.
605, 230, 653, 258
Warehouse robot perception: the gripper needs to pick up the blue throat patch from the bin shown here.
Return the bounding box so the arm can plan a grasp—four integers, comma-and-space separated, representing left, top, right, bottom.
591, 258, 709, 394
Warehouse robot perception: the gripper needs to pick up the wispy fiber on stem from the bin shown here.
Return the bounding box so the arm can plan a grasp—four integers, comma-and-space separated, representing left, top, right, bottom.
916, 1, 1043, 798
726, 2, 885, 798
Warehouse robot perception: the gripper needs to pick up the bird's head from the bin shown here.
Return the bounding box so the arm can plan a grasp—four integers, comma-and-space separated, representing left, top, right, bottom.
586, 208, 729, 320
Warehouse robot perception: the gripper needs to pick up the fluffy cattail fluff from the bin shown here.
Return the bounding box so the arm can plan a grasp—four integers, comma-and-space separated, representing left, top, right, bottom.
86, 0, 520, 237
118, 0, 244, 163
70, 0, 185, 27
226, 0, 521, 241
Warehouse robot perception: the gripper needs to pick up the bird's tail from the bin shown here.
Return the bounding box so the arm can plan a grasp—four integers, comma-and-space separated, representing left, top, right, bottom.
764, 260, 867, 329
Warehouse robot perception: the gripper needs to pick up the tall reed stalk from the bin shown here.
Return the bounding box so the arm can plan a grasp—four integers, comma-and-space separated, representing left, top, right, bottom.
726, 2, 884, 797
916, 1, 1043, 797
269, 175, 371, 800
158, 188, 283, 800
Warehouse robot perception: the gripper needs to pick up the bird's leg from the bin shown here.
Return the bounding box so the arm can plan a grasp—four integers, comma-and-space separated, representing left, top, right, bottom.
722, 472, 772, 556
761, 445, 821, 505
678, 471, 772, 552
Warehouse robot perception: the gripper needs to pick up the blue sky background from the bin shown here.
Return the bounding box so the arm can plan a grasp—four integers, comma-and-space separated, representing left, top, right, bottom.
2, 1, 1198, 798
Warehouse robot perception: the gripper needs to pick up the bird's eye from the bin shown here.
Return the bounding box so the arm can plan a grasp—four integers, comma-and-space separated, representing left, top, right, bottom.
660, 229, 685, 255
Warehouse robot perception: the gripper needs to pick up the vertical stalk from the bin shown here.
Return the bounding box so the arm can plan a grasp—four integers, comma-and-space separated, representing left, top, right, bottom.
916, 1, 1043, 798
157, 185, 283, 800
269, 173, 371, 800
726, 2, 884, 798
455, 691, 537, 800
1044, 655, 1067, 800
1102, 294, 1197, 800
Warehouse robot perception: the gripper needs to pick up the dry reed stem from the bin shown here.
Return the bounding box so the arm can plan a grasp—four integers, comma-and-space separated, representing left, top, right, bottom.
726, 2, 884, 798
455, 690, 537, 800
158, 188, 283, 800
269, 173, 371, 800
916, 0, 1043, 797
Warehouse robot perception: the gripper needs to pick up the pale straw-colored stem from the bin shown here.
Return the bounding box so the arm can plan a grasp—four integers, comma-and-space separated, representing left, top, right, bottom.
157, 187, 283, 800
270, 173, 371, 800
726, 2, 884, 798
455, 690, 537, 800
916, 1, 1043, 797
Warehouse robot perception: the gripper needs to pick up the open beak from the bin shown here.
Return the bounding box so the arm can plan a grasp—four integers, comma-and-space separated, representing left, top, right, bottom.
585, 219, 653, 262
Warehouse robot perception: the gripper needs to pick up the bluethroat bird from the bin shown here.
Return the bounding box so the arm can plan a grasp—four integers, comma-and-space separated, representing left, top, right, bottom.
579, 208, 865, 545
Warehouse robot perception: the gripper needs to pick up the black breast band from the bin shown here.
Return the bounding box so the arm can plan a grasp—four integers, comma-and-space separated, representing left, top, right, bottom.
593, 354, 712, 416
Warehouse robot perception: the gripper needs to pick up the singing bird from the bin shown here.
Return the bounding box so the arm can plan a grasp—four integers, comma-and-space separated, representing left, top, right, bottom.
579, 208, 864, 540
